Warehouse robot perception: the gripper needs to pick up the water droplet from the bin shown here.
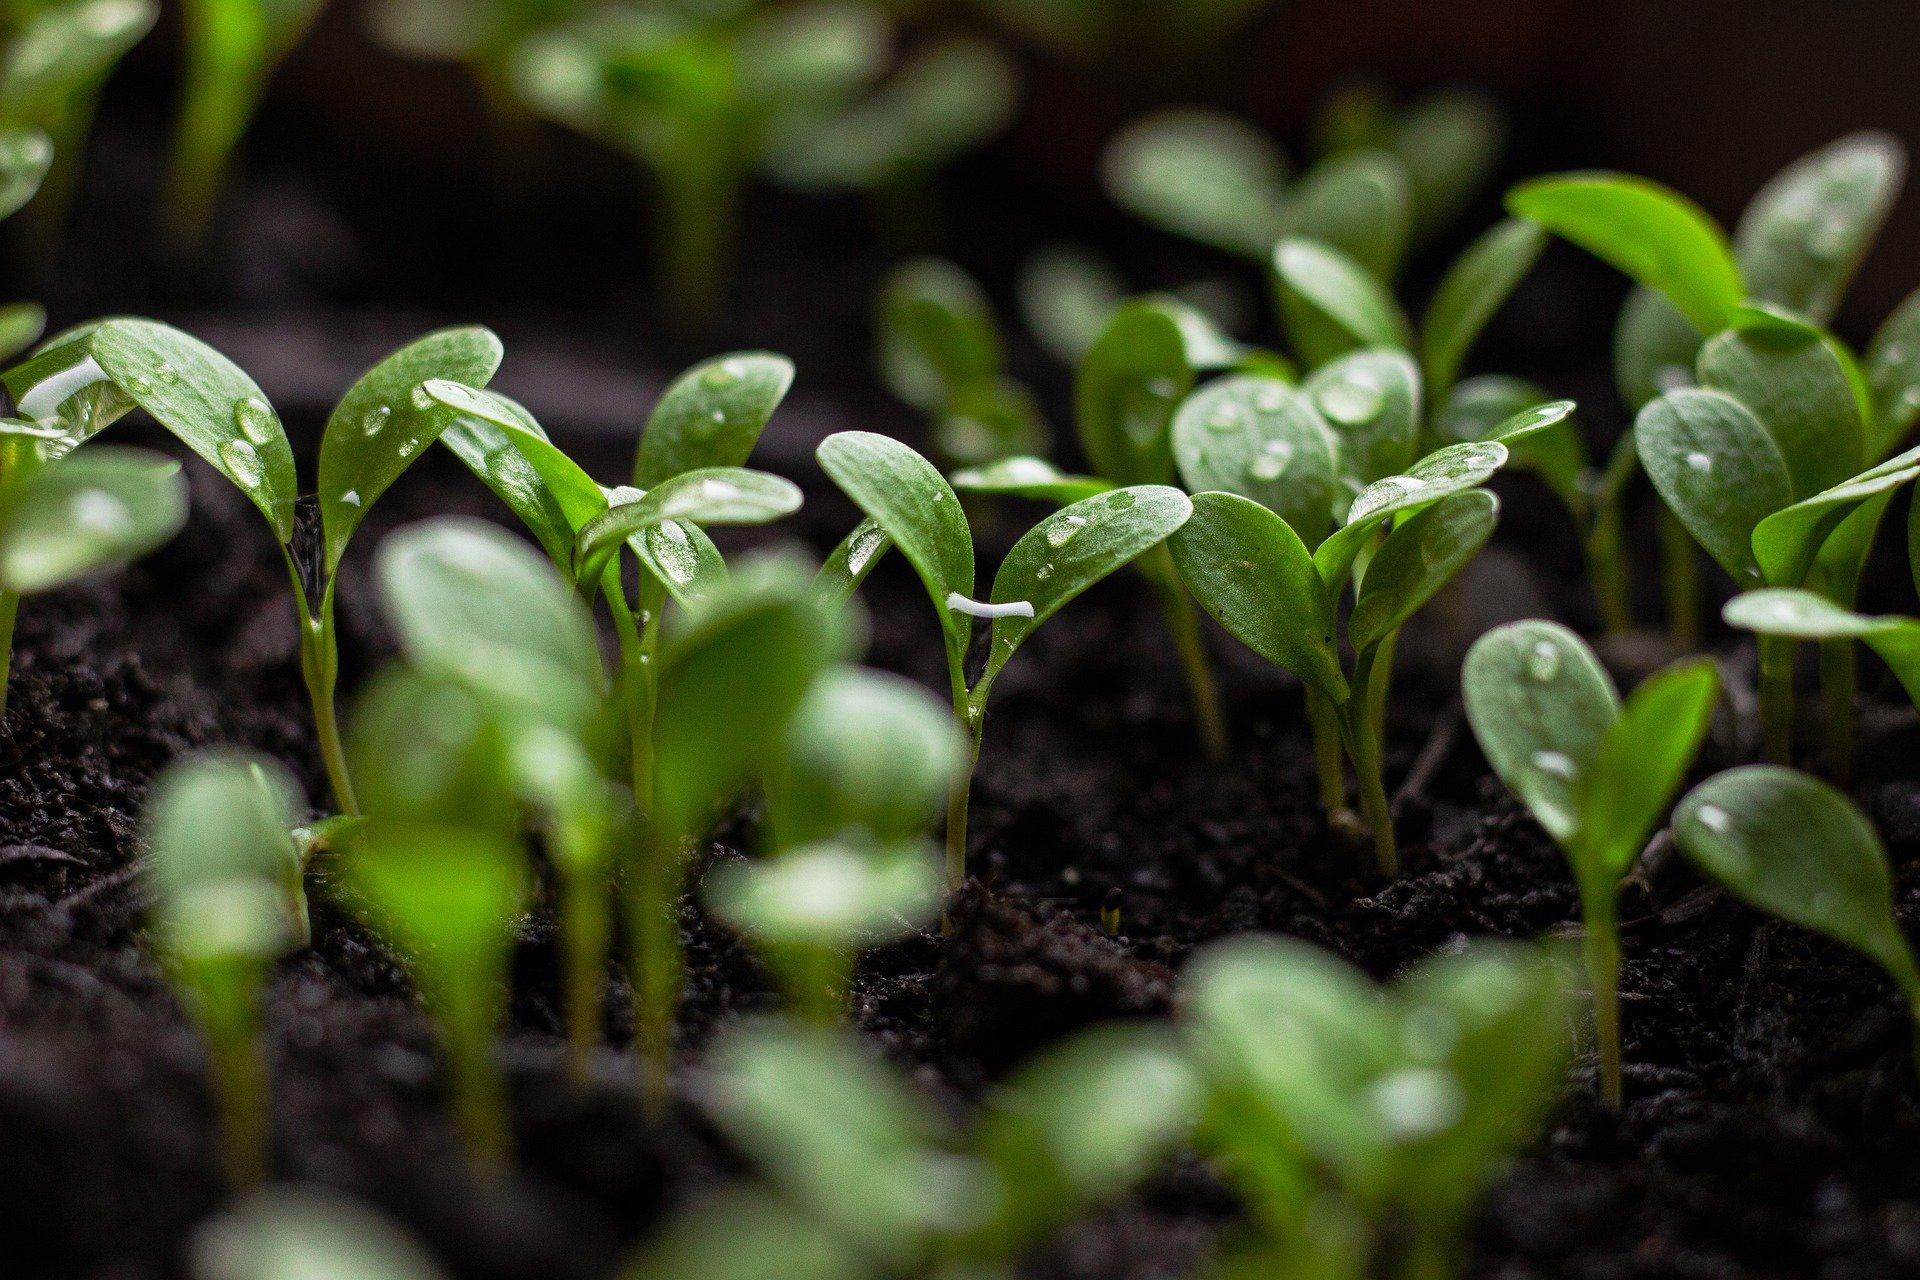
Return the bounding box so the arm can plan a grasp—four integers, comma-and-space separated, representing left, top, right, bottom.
1253, 386, 1285, 413
647, 521, 698, 585
1317, 377, 1384, 426
1105, 490, 1136, 511
72, 490, 131, 538
1035, 563, 1054, 580
232, 397, 275, 445
1685, 451, 1713, 473
708, 407, 726, 426
1696, 804, 1732, 834
1205, 405, 1242, 433
1531, 750, 1576, 780
409, 385, 435, 411
698, 476, 741, 503
125, 374, 152, 395
1248, 439, 1293, 481
1367, 1067, 1464, 1141
153, 361, 178, 385
701, 361, 740, 390
1525, 639, 1561, 682
396, 438, 419, 460
218, 439, 264, 487
846, 524, 886, 575
362, 404, 391, 436
1046, 514, 1088, 547
339, 489, 362, 507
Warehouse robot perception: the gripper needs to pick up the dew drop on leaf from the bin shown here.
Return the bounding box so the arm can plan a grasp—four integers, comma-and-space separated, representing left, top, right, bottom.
362, 404, 391, 436
1046, 514, 1088, 547
1316, 377, 1384, 426
1685, 451, 1713, 473
1531, 750, 1576, 780
1105, 490, 1136, 511
846, 524, 886, 575
1253, 386, 1284, 413
1035, 563, 1054, 580
1525, 639, 1561, 682
125, 373, 152, 395
1696, 804, 1731, 833
339, 489, 362, 507
232, 397, 275, 445
218, 439, 264, 487
1248, 439, 1293, 481
153, 361, 179, 385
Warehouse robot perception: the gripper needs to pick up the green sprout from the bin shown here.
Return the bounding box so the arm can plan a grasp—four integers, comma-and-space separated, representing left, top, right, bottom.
0, 440, 186, 718
625, 1016, 1198, 1278
1182, 934, 1574, 1280
194, 1187, 449, 1280
1463, 620, 1719, 1106
2, 320, 509, 813
816, 428, 1192, 891
875, 258, 1046, 468
707, 666, 964, 1020
1168, 408, 1567, 874
1510, 132, 1912, 648
144, 750, 305, 1186
168, 0, 325, 244
1672, 765, 1920, 1071
1722, 588, 1920, 728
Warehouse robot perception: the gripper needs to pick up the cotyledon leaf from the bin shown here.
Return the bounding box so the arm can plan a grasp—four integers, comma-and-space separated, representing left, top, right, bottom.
1075, 302, 1190, 488
1575, 657, 1719, 876
1286, 148, 1411, 282
1734, 131, 1905, 326
1751, 442, 1920, 587
950, 456, 1114, 505
1171, 375, 1339, 547
0, 128, 51, 221
1346, 489, 1498, 653
1302, 347, 1421, 494
573, 467, 801, 586
1724, 588, 1920, 710
1312, 439, 1509, 589
813, 518, 893, 607
634, 352, 794, 487
1696, 316, 1864, 499
1273, 238, 1411, 369
1865, 286, 1920, 456
1634, 388, 1791, 584
1420, 217, 1546, 396
0, 445, 187, 594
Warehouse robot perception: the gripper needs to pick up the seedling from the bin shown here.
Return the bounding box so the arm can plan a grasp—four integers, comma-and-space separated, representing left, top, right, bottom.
0, 440, 186, 718
816, 428, 1192, 890
1463, 621, 1719, 1105
1673, 765, 1920, 1069
1723, 588, 1920, 725
875, 258, 1046, 467
144, 750, 304, 1185
708, 666, 963, 1020
629, 1015, 1197, 1276
168, 0, 324, 243
1169, 408, 1566, 873
1, 320, 511, 813
1183, 934, 1574, 1280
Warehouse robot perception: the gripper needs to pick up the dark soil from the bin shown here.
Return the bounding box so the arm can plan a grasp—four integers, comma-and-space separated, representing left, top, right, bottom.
11, 85, 1920, 1280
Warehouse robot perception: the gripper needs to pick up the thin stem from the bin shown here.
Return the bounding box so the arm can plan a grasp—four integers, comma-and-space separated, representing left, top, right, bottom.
0, 587, 18, 722
1142, 548, 1228, 760
1657, 504, 1701, 649
560, 864, 610, 1085
628, 828, 680, 1117
1396, 1225, 1458, 1280
1758, 633, 1796, 765
1305, 687, 1348, 816
786, 943, 852, 1023
1581, 882, 1623, 1108
1583, 500, 1634, 636
1821, 638, 1857, 787
297, 582, 357, 816
1345, 648, 1397, 878
611, 593, 658, 817
945, 684, 985, 896
190, 958, 269, 1187
444, 984, 509, 1170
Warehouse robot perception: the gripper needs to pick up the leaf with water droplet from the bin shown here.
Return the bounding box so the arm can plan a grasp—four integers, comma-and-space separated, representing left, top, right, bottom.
0, 445, 185, 594
1465, 618, 1616, 842
1172, 375, 1339, 547
875, 259, 1002, 413
574, 466, 802, 587
950, 455, 1113, 505
1751, 440, 1920, 587
630, 518, 728, 607
318, 326, 504, 575
1313, 439, 1510, 590
1735, 131, 1904, 326
1303, 348, 1420, 493
1634, 387, 1792, 584
813, 517, 893, 608
1436, 377, 1586, 513
1724, 587, 1920, 711
1420, 217, 1546, 396
87, 319, 299, 542
1674, 766, 1920, 1000
1273, 237, 1411, 370
1696, 312, 1865, 500
634, 352, 794, 487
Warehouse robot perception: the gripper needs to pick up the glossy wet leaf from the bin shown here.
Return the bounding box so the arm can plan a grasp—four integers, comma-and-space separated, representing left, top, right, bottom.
1674, 766, 1920, 994
949, 455, 1113, 505
1168, 491, 1346, 702
4, 318, 133, 442
0, 445, 185, 593
376, 517, 605, 735
1734, 131, 1904, 325
1347, 489, 1498, 653
1075, 302, 1191, 487
983, 485, 1192, 684
1420, 218, 1546, 395
1302, 348, 1421, 493
0, 0, 155, 127
88, 319, 298, 542
194, 1188, 449, 1280
1724, 588, 1920, 710
1102, 109, 1290, 258
813, 517, 892, 606
1436, 377, 1585, 511
0, 129, 51, 220
1273, 238, 1411, 369
146, 751, 302, 961
1313, 439, 1510, 589
706, 840, 942, 947
816, 431, 974, 668
1751, 442, 1920, 587
1287, 149, 1410, 281
574, 467, 801, 585
1697, 316, 1864, 498
1634, 388, 1791, 583
1508, 173, 1742, 334
1171, 375, 1339, 546
631, 518, 729, 607
1865, 286, 1920, 455
634, 353, 794, 487
770, 666, 966, 846
346, 669, 517, 831
876, 259, 999, 412
318, 326, 504, 574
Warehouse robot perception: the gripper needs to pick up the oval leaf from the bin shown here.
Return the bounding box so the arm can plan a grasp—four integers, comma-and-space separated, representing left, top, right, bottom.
574, 467, 801, 584
0, 445, 185, 593
1273, 238, 1411, 369
1420, 218, 1546, 396
1302, 347, 1421, 494
1171, 375, 1339, 546
1288, 148, 1411, 281
950, 455, 1113, 505
1634, 388, 1791, 584
1102, 109, 1290, 259
1697, 317, 1865, 499
1313, 439, 1509, 589
1075, 302, 1191, 488
635, 352, 795, 487
1735, 131, 1905, 325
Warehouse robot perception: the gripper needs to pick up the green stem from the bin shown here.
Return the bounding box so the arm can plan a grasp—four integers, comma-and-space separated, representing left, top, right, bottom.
1583, 501, 1634, 636
167, 0, 262, 249
191, 957, 269, 1187
655, 148, 741, 334
1821, 638, 1857, 787
945, 683, 985, 895
444, 984, 509, 1169
0, 587, 18, 723
560, 864, 610, 1085
1142, 548, 1228, 760
627, 829, 680, 1116
297, 580, 358, 816
1345, 648, 1397, 878
612, 592, 659, 818
1657, 504, 1700, 649
1396, 1225, 1458, 1280
785, 943, 851, 1023
1581, 883, 1623, 1108
1305, 687, 1348, 816
1758, 633, 1796, 765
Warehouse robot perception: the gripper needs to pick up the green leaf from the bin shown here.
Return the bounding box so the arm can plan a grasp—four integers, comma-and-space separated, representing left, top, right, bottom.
1674, 766, 1920, 995
949, 455, 1113, 505
934, 374, 1048, 467
1864, 285, 1920, 455
1102, 108, 1290, 259
193, 1188, 450, 1280
1633, 388, 1791, 584
816, 431, 974, 671
1313, 439, 1510, 589
1723, 588, 1920, 711
0, 129, 51, 220
375, 517, 606, 735
1301, 348, 1421, 494
634, 353, 794, 487
1018, 245, 1125, 366
631, 518, 729, 607
875, 258, 1000, 412
0, 0, 155, 130
1576, 658, 1719, 876
982, 485, 1192, 685
1171, 375, 1339, 547
318, 326, 504, 575
0, 445, 185, 593
0, 301, 48, 364
573, 467, 802, 585
347, 669, 517, 831
706, 840, 943, 948
1287, 148, 1411, 281
1273, 238, 1412, 369
1347, 489, 1498, 653
1075, 301, 1191, 487
1168, 491, 1346, 702
1419, 218, 1546, 396
87, 319, 298, 542
1735, 131, 1904, 325
1696, 316, 1865, 499
1391, 88, 1504, 241
4, 318, 134, 443
770, 666, 966, 846
813, 517, 891, 607
622, 1189, 867, 1280
1507, 172, 1743, 334
1751, 442, 1920, 587
145, 750, 303, 962
1462, 620, 1620, 844
1435, 377, 1585, 512
1613, 287, 1704, 411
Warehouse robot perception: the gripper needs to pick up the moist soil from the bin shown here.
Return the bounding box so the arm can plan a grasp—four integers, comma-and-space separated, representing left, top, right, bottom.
11, 95, 1920, 1280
